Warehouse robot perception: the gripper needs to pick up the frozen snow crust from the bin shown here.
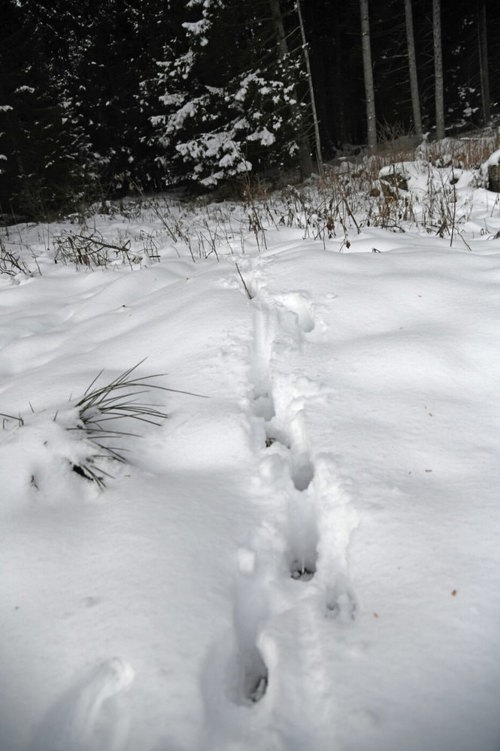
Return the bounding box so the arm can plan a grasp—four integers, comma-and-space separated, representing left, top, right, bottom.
1, 184, 500, 751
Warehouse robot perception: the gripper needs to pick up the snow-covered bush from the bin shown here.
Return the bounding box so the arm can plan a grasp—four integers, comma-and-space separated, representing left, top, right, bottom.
0, 364, 169, 490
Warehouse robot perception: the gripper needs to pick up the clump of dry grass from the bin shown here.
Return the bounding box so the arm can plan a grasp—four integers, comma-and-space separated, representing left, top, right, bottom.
68, 361, 192, 486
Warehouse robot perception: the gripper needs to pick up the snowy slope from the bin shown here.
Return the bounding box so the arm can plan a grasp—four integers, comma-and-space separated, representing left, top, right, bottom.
1, 193, 500, 751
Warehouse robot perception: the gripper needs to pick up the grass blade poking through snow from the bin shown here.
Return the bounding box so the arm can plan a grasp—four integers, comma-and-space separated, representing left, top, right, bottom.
71, 360, 195, 487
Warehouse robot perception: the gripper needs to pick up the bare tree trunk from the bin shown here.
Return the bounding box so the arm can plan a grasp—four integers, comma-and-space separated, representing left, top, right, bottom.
296, 0, 323, 175
268, 0, 312, 178
404, 0, 422, 137
433, 0, 445, 140
478, 0, 491, 125
360, 0, 377, 150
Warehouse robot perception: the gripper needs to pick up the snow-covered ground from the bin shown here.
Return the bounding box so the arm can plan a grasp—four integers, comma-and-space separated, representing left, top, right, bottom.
1, 171, 500, 751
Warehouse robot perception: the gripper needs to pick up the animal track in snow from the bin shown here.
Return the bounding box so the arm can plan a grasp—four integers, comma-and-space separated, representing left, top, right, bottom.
60, 658, 134, 751
326, 584, 358, 623
290, 560, 316, 581
325, 572, 358, 625
283, 478, 319, 583
37, 657, 135, 751
313, 456, 360, 616
290, 453, 315, 492
251, 391, 276, 421
226, 548, 272, 705
247, 284, 322, 594
243, 652, 269, 704
266, 383, 316, 493
223, 262, 359, 723
273, 292, 316, 334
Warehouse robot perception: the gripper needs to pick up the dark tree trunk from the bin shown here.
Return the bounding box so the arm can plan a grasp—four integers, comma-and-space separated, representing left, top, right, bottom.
360, 0, 377, 149
433, 0, 445, 139
478, 0, 491, 125
404, 0, 422, 137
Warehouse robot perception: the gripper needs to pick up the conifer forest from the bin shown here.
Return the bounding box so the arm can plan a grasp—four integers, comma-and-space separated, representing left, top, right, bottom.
0, 0, 499, 221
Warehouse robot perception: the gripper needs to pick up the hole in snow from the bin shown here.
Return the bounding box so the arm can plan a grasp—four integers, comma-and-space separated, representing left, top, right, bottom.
326, 589, 357, 623
296, 309, 315, 334
247, 672, 268, 703
252, 393, 275, 421
291, 458, 315, 491
276, 293, 315, 333
243, 649, 269, 704
290, 560, 316, 581
264, 423, 290, 450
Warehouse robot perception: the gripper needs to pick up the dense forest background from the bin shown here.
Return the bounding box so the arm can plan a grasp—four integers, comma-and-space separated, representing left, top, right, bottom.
0, 0, 499, 221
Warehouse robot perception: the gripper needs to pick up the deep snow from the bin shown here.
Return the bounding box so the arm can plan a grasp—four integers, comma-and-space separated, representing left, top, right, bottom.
1, 180, 500, 751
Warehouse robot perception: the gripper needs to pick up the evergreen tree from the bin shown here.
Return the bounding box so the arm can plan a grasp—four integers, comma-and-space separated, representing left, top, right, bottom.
0, 1, 84, 220
62, 0, 166, 196
1, 0, 500, 221
151, 0, 313, 188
